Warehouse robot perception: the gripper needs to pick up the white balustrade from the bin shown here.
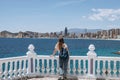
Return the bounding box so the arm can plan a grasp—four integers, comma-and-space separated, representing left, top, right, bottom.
0, 44, 120, 80
0, 56, 27, 80
96, 57, 120, 79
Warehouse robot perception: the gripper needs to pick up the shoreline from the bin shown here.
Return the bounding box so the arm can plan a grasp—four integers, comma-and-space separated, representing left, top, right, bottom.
0, 37, 120, 41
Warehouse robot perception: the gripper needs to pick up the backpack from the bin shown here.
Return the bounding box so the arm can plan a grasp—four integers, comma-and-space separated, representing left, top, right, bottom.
59, 47, 69, 59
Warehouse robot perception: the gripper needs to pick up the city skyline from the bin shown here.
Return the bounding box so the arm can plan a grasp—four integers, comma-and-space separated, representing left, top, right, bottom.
0, 0, 120, 33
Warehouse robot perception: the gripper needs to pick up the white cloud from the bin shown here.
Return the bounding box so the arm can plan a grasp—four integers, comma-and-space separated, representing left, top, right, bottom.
54, 0, 86, 8
87, 8, 120, 21
107, 25, 120, 29
82, 16, 86, 18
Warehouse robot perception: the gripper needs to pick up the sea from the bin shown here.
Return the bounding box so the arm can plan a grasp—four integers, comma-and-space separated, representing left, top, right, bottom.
0, 38, 120, 58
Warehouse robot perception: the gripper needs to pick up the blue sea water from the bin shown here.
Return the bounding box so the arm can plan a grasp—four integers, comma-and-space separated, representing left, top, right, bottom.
0, 38, 120, 58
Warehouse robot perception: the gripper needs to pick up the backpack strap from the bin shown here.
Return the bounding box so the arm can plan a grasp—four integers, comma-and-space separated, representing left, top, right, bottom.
59, 47, 68, 59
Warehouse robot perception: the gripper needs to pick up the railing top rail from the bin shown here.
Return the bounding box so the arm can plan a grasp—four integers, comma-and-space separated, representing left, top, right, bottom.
37, 55, 88, 60
97, 56, 120, 61
0, 56, 27, 62
0, 55, 120, 62
37, 55, 87, 57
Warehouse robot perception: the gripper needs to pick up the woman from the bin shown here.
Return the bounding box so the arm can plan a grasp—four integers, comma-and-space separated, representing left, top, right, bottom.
50, 35, 69, 79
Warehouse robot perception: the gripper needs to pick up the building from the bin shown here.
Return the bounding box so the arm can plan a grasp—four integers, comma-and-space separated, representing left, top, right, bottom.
64, 27, 68, 37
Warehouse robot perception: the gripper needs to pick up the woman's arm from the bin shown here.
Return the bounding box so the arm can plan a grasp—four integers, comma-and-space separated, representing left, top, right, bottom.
51, 48, 57, 56
50, 43, 58, 57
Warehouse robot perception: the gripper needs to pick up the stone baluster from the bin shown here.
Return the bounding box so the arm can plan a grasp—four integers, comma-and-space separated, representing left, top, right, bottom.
73, 59, 76, 74
46, 59, 50, 74
83, 59, 86, 75
18, 60, 22, 77
23, 60, 26, 76
87, 44, 97, 78
4, 62, 8, 79
68, 59, 71, 74
0, 62, 2, 79
78, 60, 81, 75
36, 59, 40, 74
42, 59, 45, 74
102, 60, 106, 76
9, 61, 13, 79
96, 60, 100, 76
54, 59, 57, 74
110, 61, 114, 77
14, 61, 17, 78
113, 61, 117, 77
57, 59, 59, 74
107, 60, 111, 76
119, 61, 120, 77
51, 59, 54, 74
111, 61, 114, 76
80, 60, 83, 75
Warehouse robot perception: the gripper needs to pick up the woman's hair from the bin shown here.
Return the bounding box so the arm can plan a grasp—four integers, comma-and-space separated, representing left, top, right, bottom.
58, 38, 64, 50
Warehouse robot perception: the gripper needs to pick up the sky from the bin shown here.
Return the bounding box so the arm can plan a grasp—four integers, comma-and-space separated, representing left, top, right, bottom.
0, 0, 120, 33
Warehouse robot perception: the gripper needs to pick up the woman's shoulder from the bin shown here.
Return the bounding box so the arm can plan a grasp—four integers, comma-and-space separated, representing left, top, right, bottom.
63, 43, 68, 48
64, 43, 67, 45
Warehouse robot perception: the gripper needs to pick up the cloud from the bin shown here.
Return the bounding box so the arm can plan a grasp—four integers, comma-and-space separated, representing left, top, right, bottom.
107, 25, 120, 29
54, 0, 86, 8
86, 8, 120, 21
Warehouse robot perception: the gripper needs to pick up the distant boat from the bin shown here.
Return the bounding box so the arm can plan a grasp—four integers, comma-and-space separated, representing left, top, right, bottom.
113, 51, 120, 54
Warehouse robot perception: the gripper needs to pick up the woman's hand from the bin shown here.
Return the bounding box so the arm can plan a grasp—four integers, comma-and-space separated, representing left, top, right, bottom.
50, 54, 54, 57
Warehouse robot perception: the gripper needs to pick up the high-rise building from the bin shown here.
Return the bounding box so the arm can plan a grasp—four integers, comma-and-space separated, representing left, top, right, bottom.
64, 27, 68, 37
116, 28, 120, 35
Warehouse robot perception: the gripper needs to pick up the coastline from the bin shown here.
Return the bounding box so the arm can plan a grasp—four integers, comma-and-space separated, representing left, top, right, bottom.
0, 37, 120, 41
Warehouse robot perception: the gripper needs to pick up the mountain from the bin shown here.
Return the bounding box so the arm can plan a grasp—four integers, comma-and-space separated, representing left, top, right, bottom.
68, 28, 102, 34
1, 30, 12, 34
